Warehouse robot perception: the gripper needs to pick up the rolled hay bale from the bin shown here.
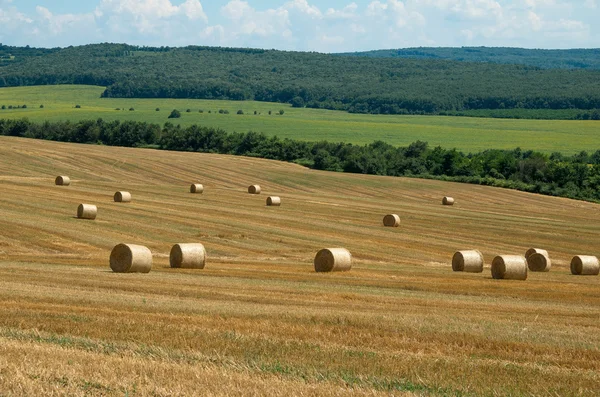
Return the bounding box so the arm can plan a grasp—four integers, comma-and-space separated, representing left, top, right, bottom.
491, 255, 527, 280
525, 248, 548, 260
452, 250, 484, 273
442, 196, 455, 205
76, 204, 97, 220
570, 255, 600, 276
248, 185, 261, 194
170, 243, 206, 269
113, 191, 132, 203
55, 176, 71, 186
527, 252, 551, 272
190, 184, 204, 194
110, 244, 152, 273
266, 196, 281, 206
383, 214, 401, 227
314, 248, 352, 272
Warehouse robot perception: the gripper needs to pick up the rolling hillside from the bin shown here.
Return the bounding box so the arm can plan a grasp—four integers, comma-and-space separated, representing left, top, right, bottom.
0, 136, 599, 395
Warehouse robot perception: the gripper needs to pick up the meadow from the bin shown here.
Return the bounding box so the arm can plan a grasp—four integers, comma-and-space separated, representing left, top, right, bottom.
1, 85, 599, 154
0, 136, 599, 395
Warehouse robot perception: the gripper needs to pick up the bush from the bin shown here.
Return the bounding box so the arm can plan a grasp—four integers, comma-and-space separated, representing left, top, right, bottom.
1, 105, 5, 110
279, 109, 285, 115
237, 110, 244, 115
268, 110, 272, 115
186, 109, 191, 112
168, 109, 181, 118
22, 104, 27, 109
199, 109, 204, 113
129, 107, 134, 111
156, 107, 160, 111
254, 110, 257, 115
75, 104, 81, 108
8, 105, 13, 109
40, 104, 44, 108
115, 108, 120, 110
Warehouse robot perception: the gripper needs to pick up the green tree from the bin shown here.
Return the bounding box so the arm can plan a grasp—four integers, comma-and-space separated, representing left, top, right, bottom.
168, 109, 181, 118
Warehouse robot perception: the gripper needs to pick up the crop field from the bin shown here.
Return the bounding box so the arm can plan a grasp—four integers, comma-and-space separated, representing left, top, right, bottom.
0, 136, 599, 395
1, 85, 599, 154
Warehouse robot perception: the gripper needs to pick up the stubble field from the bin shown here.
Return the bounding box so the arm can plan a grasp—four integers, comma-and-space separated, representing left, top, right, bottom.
0, 136, 599, 396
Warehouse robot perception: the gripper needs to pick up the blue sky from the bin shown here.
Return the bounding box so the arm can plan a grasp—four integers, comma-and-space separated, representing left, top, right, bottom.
1, 0, 598, 51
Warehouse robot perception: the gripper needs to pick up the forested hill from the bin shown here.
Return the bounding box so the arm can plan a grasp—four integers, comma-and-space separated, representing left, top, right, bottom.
339, 47, 600, 70
1, 43, 600, 116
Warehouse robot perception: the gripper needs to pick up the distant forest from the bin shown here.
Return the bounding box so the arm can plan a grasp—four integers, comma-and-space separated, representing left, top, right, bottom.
1, 43, 600, 118
340, 47, 600, 70
2, 117, 600, 203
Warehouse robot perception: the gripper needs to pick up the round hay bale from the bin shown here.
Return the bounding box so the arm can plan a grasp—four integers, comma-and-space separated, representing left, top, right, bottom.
314, 248, 352, 272
525, 248, 548, 260
55, 176, 71, 186
570, 255, 600, 276
76, 204, 97, 220
110, 244, 152, 273
452, 250, 484, 273
527, 252, 551, 272
248, 185, 261, 194
491, 255, 527, 280
383, 214, 400, 227
266, 196, 281, 206
114, 191, 132, 203
190, 184, 204, 194
170, 243, 206, 269
442, 196, 455, 205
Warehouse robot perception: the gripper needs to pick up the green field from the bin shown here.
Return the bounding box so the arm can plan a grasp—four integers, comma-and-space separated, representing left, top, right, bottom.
1, 85, 599, 154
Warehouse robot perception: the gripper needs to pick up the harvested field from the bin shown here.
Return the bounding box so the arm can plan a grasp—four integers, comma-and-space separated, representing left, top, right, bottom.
0, 136, 599, 395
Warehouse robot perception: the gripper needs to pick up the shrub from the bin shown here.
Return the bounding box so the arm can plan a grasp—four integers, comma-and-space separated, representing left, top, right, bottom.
186, 109, 191, 112
129, 107, 134, 111
40, 104, 44, 108
22, 104, 27, 109
156, 107, 160, 111
75, 104, 81, 108
168, 109, 181, 118
1, 105, 5, 110
279, 109, 285, 115
199, 109, 204, 113
237, 110, 244, 115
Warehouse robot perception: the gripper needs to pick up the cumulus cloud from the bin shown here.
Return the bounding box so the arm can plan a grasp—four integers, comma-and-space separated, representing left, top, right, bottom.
0, 0, 597, 50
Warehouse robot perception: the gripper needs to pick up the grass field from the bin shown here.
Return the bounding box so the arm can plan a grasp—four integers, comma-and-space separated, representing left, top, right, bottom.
0, 136, 599, 395
1, 85, 599, 154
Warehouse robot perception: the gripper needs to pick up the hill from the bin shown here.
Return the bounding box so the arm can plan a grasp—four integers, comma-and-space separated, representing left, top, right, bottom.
1, 43, 600, 118
0, 136, 599, 394
340, 47, 600, 69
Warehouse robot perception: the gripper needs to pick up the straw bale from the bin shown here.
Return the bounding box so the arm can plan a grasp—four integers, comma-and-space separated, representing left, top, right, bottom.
266, 196, 281, 206
314, 248, 352, 272
114, 191, 132, 202
55, 176, 70, 186
452, 250, 484, 273
170, 243, 206, 269
110, 244, 152, 273
491, 255, 527, 280
570, 255, 600, 276
527, 252, 551, 272
383, 214, 400, 227
525, 248, 548, 260
442, 196, 455, 205
190, 184, 204, 194
77, 204, 97, 220
248, 185, 261, 194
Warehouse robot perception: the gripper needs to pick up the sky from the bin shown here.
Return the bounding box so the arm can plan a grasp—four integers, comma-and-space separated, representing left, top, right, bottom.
0, 0, 598, 52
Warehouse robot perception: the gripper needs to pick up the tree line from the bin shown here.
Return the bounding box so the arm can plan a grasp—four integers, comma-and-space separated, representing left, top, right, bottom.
1, 44, 600, 118
2, 117, 600, 203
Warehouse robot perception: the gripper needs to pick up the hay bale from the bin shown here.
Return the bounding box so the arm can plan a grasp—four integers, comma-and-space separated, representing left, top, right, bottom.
442, 196, 455, 205
190, 184, 204, 194
77, 204, 97, 220
527, 252, 551, 272
248, 185, 261, 194
170, 243, 206, 269
114, 191, 132, 202
570, 255, 600, 276
110, 243, 152, 273
383, 214, 400, 227
491, 255, 527, 280
525, 248, 548, 260
55, 176, 70, 186
314, 248, 352, 272
266, 196, 281, 206
452, 250, 484, 273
